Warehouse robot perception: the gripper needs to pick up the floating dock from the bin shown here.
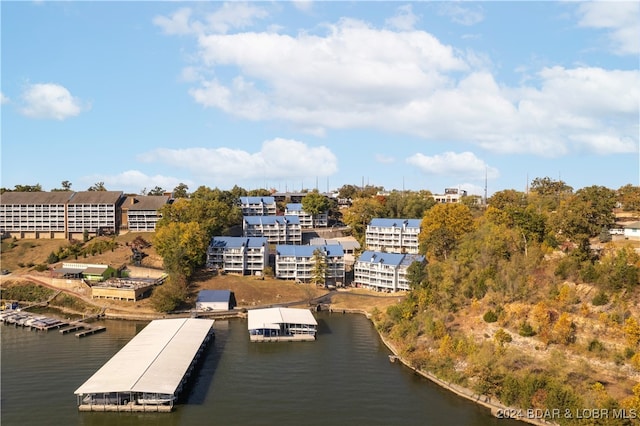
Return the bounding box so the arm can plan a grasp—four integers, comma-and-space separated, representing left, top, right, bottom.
248, 307, 317, 342
75, 318, 215, 412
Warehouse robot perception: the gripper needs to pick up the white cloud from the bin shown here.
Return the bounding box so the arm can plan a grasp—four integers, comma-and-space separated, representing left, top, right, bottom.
81, 170, 190, 194
385, 4, 419, 31
576, 1, 640, 55
438, 3, 484, 26
158, 8, 639, 158
19, 83, 87, 120
0, 92, 9, 104
153, 3, 268, 36
139, 138, 338, 183
292, 0, 313, 13
406, 151, 499, 180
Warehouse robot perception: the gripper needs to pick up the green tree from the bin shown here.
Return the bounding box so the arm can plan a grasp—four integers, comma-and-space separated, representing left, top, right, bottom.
617, 184, 640, 212
406, 260, 428, 289
154, 221, 208, 279
302, 190, 330, 226
172, 183, 190, 199
87, 182, 106, 191
11, 184, 43, 192
52, 180, 72, 192
146, 186, 165, 196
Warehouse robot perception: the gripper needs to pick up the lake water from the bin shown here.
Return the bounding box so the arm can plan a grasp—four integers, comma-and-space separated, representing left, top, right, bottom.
1, 312, 520, 426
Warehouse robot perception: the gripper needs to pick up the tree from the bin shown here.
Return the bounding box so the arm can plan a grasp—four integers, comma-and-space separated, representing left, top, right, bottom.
172, 183, 190, 199
617, 184, 640, 212
310, 248, 328, 287
154, 221, 208, 279
87, 182, 106, 191
419, 203, 475, 260
10, 184, 43, 192
52, 181, 72, 192
302, 190, 330, 227
406, 260, 428, 289
342, 197, 386, 243
147, 186, 165, 196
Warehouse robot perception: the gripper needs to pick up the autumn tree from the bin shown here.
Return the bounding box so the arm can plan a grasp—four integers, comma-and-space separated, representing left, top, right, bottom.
617, 184, 640, 212
342, 197, 386, 243
310, 248, 328, 287
154, 221, 208, 280
419, 203, 475, 260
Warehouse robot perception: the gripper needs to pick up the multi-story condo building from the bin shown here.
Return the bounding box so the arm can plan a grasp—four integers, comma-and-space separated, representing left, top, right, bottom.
365, 218, 421, 254
239, 196, 277, 216
284, 203, 328, 228
121, 195, 171, 232
206, 236, 269, 275
243, 215, 302, 245
354, 251, 425, 292
275, 244, 344, 286
66, 191, 124, 239
0, 191, 72, 239
0, 191, 125, 239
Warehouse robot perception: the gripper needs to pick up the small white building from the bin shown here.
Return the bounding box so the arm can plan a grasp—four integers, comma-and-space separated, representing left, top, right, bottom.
248, 307, 317, 342
624, 221, 640, 240
195, 290, 235, 311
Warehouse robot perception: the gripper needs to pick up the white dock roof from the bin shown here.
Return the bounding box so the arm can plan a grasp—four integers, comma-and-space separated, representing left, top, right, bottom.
248, 307, 317, 330
75, 318, 214, 395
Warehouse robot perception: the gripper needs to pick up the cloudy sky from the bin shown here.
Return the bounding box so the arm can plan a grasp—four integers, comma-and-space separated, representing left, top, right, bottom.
2, 1, 638, 196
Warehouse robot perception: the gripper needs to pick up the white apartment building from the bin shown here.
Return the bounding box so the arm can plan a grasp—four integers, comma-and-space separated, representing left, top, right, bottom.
275, 244, 345, 286
66, 191, 124, 239
0, 191, 72, 239
432, 188, 467, 203
284, 203, 328, 228
239, 196, 277, 216
354, 251, 426, 292
206, 236, 269, 275
243, 215, 302, 245
121, 195, 170, 232
365, 218, 421, 254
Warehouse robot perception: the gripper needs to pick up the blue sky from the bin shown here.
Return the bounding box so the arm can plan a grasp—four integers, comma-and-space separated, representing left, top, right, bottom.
2, 1, 639, 196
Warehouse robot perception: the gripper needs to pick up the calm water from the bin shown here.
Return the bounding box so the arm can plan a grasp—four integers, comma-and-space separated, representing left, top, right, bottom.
1, 312, 520, 426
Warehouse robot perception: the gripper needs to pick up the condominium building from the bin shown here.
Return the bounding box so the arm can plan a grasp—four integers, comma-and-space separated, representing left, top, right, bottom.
206, 236, 269, 275
66, 191, 124, 239
0, 191, 72, 239
243, 215, 302, 245
239, 196, 277, 216
121, 195, 171, 232
354, 251, 425, 292
0, 191, 124, 239
275, 244, 344, 286
365, 218, 421, 254
284, 203, 328, 228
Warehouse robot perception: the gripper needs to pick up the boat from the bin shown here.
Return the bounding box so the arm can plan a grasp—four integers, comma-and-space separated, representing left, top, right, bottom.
136, 393, 175, 405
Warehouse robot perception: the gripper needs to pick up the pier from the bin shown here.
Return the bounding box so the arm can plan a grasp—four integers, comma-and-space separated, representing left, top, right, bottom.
0, 307, 107, 337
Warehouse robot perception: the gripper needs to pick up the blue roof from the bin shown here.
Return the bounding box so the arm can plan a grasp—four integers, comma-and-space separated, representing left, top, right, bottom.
369, 218, 421, 228
244, 215, 300, 225
286, 203, 303, 211
210, 236, 268, 248
197, 289, 232, 303
239, 196, 275, 204
357, 251, 424, 266
276, 244, 344, 257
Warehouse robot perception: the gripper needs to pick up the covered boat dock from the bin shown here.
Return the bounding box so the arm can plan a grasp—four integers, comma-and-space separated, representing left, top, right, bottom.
248, 307, 317, 342
75, 318, 214, 412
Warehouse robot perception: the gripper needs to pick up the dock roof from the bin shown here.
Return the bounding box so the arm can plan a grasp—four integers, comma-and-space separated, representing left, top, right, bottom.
74, 318, 214, 396
248, 307, 317, 331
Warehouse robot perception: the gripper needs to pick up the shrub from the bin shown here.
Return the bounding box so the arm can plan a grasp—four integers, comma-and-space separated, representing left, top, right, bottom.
591, 290, 609, 306
483, 309, 498, 323
587, 339, 605, 353
519, 321, 536, 337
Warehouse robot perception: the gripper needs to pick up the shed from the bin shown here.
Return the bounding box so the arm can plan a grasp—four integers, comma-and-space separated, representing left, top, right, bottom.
195, 290, 236, 311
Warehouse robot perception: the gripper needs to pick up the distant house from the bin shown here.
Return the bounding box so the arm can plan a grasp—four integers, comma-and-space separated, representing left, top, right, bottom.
243, 215, 302, 245
624, 221, 640, 240
354, 251, 426, 292
365, 218, 421, 254
121, 195, 171, 232
206, 236, 269, 275
432, 188, 467, 203
196, 290, 236, 311
239, 196, 277, 216
275, 244, 345, 286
